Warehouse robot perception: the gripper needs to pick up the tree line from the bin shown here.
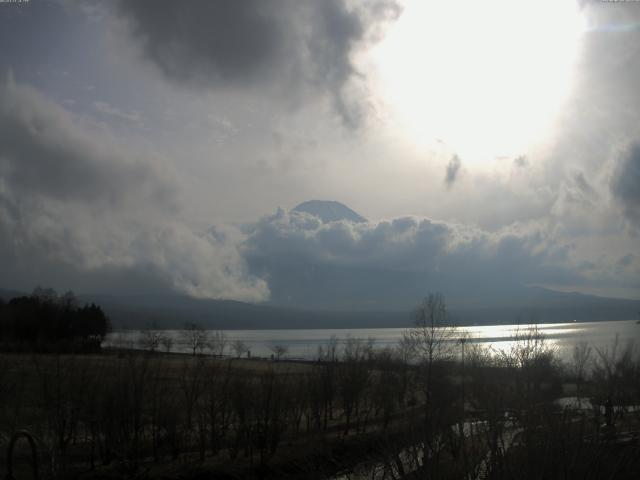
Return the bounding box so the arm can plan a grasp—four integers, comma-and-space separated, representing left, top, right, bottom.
0, 287, 111, 352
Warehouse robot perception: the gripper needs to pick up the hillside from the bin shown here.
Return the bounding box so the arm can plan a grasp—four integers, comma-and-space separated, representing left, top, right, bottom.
2, 287, 639, 330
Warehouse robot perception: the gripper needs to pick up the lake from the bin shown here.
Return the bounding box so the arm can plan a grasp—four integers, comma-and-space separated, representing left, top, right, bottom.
104, 319, 640, 362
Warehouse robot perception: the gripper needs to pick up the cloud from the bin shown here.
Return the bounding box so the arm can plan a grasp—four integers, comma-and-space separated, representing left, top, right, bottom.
0, 77, 268, 301
513, 155, 528, 168
550, 169, 600, 224
611, 142, 640, 230
0, 77, 167, 207
242, 208, 584, 309
0, 71, 630, 306
92, 100, 142, 125
112, 0, 400, 127
444, 155, 461, 188
573, 172, 597, 200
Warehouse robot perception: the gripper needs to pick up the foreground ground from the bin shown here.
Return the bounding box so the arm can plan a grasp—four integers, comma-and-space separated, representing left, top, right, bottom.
1, 333, 639, 479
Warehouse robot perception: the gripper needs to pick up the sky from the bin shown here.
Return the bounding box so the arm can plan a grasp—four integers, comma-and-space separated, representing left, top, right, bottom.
0, 0, 639, 309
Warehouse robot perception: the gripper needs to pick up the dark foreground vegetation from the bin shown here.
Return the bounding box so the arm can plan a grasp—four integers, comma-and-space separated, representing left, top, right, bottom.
0, 293, 639, 479
0, 288, 110, 352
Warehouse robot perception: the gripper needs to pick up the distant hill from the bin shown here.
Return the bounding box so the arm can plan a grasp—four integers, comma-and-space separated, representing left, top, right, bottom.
94, 290, 640, 329
2, 287, 639, 330
292, 200, 367, 223
79, 293, 412, 330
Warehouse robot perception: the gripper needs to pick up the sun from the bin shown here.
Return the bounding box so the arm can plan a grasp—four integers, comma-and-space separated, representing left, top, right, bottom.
370, 0, 586, 163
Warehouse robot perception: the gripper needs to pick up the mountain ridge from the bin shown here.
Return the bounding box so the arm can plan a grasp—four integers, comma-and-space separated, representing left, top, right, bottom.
292, 200, 367, 223
2, 287, 639, 330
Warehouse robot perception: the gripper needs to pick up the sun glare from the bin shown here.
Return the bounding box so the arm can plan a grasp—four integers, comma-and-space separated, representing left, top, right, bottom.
371, 0, 586, 163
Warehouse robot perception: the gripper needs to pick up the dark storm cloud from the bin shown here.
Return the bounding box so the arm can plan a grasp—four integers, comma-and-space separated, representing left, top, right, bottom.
0, 78, 268, 301
116, 0, 290, 87
611, 142, 640, 229
444, 155, 461, 188
0, 76, 172, 208
114, 0, 400, 127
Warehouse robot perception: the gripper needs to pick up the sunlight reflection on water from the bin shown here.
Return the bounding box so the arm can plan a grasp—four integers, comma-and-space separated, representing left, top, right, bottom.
105, 320, 640, 362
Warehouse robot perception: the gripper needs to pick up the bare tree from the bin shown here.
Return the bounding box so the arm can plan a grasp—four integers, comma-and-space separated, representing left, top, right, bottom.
593, 334, 637, 413
404, 293, 458, 364
59, 290, 78, 310
317, 335, 339, 362
208, 331, 228, 357
571, 340, 592, 401
232, 339, 249, 358
396, 333, 418, 364
402, 293, 459, 468
160, 334, 173, 353
269, 344, 289, 361
113, 330, 135, 350
505, 324, 553, 368
500, 324, 558, 399
139, 330, 162, 353
179, 356, 207, 436
337, 339, 372, 435
181, 323, 209, 356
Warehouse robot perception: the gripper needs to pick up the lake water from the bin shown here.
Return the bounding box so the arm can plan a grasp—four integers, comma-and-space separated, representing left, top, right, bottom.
104, 319, 640, 362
